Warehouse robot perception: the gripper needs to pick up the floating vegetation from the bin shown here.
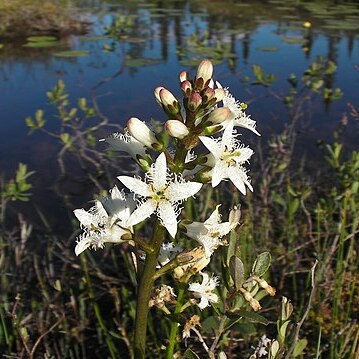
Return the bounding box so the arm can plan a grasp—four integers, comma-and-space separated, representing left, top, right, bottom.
23, 35, 59, 48
53, 50, 89, 58
256, 46, 279, 52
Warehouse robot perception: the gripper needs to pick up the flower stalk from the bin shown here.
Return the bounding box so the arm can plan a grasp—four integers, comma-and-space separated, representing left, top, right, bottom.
134, 220, 165, 359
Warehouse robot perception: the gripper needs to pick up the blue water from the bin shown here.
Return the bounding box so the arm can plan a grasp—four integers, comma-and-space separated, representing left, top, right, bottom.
0, 0, 358, 227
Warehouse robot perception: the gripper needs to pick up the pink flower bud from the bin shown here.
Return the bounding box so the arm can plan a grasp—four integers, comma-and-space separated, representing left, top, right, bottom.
127, 117, 160, 149
207, 107, 231, 124
196, 59, 213, 84
202, 88, 215, 103
180, 80, 192, 95
188, 92, 202, 111
159, 88, 178, 107
154, 86, 165, 104
165, 120, 189, 139
179, 70, 189, 83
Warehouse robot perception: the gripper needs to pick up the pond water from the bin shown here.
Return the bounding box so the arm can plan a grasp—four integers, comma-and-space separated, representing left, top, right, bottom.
1, 0, 358, 230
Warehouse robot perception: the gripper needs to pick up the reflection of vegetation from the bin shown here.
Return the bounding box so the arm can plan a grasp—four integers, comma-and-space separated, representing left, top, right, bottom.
177, 30, 236, 67
0, 0, 89, 38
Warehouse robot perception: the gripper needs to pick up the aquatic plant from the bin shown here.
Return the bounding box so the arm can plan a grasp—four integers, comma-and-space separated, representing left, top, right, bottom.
73, 60, 308, 358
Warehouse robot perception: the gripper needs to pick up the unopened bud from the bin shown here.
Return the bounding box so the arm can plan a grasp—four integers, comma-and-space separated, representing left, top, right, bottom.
214, 88, 225, 102
188, 92, 202, 112
179, 70, 189, 83
160, 88, 180, 115
202, 88, 215, 103
229, 206, 241, 225
154, 86, 165, 104
207, 107, 231, 124
127, 117, 161, 149
165, 120, 189, 139
196, 59, 213, 84
180, 80, 192, 96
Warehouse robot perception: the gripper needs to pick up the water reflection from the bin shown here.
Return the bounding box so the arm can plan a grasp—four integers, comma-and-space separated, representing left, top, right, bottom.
0, 0, 358, 219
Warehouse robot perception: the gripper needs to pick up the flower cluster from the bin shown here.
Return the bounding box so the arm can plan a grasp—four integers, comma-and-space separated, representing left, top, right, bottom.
74, 60, 259, 313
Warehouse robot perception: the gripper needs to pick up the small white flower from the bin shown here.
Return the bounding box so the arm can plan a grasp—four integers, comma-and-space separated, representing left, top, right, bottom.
184, 205, 240, 257
188, 272, 219, 310
216, 81, 260, 136
199, 121, 254, 195
118, 152, 202, 238
252, 335, 272, 358
100, 130, 147, 160
74, 186, 134, 256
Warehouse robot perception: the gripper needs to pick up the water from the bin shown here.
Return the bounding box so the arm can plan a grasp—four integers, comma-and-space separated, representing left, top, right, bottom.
0, 0, 358, 229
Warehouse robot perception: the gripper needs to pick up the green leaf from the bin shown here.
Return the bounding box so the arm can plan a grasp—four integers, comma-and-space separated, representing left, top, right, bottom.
229, 256, 245, 290
252, 252, 271, 276
226, 310, 269, 325
293, 338, 308, 357
27, 36, 57, 42
184, 349, 200, 359
202, 316, 219, 333
54, 50, 89, 58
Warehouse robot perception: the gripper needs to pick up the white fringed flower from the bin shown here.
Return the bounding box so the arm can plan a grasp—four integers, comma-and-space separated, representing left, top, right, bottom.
188, 272, 219, 310
100, 131, 147, 160
199, 121, 254, 195
216, 81, 260, 136
118, 152, 202, 238
74, 186, 134, 256
184, 205, 240, 257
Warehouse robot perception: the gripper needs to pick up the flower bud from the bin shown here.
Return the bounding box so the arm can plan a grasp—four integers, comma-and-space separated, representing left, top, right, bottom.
229, 206, 241, 225
188, 92, 202, 112
179, 70, 189, 83
160, 88, 180, 115
214, 88, 225, 102
180, 80, 192, 96
207, 107, 231, 124
165, 120, 189, 139
127, 117, 161, 149
154, 86, 165, 104
196, 59, 213, 84
202, 88, 215, 103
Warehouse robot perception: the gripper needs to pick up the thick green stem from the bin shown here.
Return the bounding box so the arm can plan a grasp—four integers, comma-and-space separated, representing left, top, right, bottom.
166, 283, 186, 358
134, 220, 165, 359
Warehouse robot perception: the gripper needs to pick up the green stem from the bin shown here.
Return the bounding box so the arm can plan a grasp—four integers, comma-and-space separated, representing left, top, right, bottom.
134, 220, 165, 359
166, 283, 186, 358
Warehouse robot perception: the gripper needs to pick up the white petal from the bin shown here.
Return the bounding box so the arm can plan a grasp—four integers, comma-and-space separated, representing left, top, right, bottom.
221, 120, 234, 151
228, 168, 248, 195
117, 176, 151, 197
74, 209, 94, 227
199, 136, 222, 158
205, 205, 221, 225
212, 162, 227, 187
184, 221, 207, 240
75, 235, 92, 256
127, 200, 156, 226
213, 222, 233, 237
153, 153, 168, 189
198, 296, 210, 310
167, 181, 202, 202
158, 201, 178, 238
